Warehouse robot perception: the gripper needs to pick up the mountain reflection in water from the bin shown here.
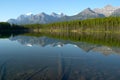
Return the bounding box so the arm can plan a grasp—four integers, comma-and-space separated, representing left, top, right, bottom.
9, 35, 120, 55
0, 35, 120, 80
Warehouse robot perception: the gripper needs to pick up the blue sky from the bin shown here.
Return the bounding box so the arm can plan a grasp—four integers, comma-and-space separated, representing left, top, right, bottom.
0, 0, 120, 21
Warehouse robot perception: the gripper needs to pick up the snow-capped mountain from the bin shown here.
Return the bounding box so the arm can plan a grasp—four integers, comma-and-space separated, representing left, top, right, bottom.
94, 5, 120, 16
7, 5, 120, 25
51, 12, 65, 18
8, 12, 66, 24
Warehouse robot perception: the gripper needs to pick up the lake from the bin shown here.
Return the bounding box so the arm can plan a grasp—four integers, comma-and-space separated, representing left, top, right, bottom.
0, 34, 120, 80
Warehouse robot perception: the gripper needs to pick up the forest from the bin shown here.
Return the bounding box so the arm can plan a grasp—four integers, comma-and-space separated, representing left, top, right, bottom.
0, 17, 120, 33
0, 22, 28, 32
23, 17, 120, 33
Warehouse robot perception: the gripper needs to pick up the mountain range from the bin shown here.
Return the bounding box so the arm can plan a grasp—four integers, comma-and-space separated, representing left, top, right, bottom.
8, 5, 120, 25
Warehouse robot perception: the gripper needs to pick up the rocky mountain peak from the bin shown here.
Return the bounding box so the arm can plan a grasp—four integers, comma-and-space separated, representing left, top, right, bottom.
51, 12, 65, 18
51, 12, 59, 17
94, 5, 120, 16
60, 13, 65, 16
40, 12, 47, 16
51, 12, 57, 15
79, 8, 95, 15
83, 8, 94, 12
104, 5, 113, 9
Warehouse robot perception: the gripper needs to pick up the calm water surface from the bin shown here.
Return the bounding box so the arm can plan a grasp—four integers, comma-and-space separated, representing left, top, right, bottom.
0, 35, 120, 80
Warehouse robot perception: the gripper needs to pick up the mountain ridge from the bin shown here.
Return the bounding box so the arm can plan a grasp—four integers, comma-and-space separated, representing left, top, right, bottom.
8, 5, 120, 25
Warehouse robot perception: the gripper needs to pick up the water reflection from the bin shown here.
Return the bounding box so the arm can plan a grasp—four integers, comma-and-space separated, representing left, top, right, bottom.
0, 35, 120, 80
9, 35, 120, 55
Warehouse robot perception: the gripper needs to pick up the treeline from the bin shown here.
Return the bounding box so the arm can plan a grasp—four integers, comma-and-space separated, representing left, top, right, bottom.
1, 17, 120, 33
24, 17, 120, 32
0, 22, 29, 32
